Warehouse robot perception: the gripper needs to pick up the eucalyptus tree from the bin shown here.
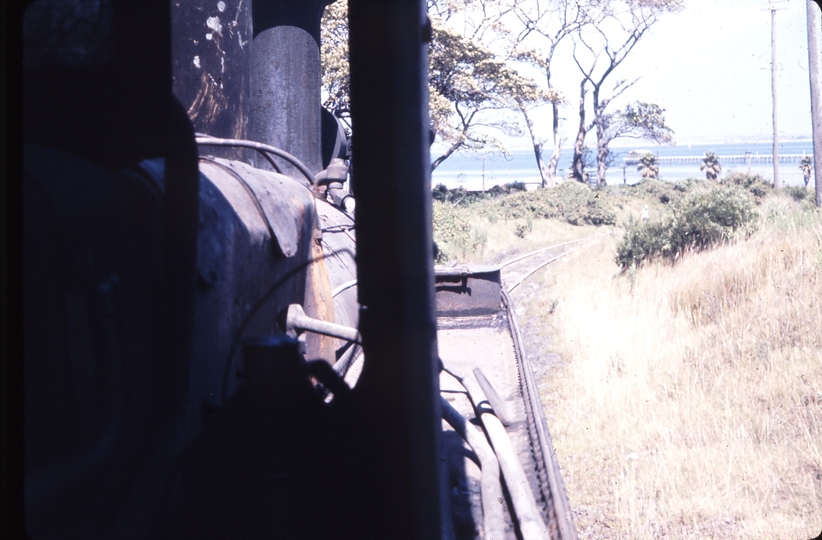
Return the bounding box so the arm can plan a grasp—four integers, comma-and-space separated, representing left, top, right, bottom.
428, 18, 559, 170
701, 151, 722, 181
321, 0, 557, 172
507, 0, 588, 186
569, 0, 682, 185
320, 1, 351, 127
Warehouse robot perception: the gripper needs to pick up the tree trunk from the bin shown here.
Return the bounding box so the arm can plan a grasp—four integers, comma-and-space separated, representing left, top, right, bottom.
595, 111, 608, 186
571, 80, 587, 183
544, 65, 561, 183
592, 85, 608, 186
520, 106, 552, 188
547, 101, 561, 183
807, 0, 822, 207
771, 7, 782, 188
431, 140, 464, 171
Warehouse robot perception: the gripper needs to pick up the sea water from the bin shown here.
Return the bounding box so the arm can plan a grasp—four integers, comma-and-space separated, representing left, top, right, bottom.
431, 140, 815, 190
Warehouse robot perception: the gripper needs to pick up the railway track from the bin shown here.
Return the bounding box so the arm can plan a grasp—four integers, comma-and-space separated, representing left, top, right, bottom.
500, 236, 602, 294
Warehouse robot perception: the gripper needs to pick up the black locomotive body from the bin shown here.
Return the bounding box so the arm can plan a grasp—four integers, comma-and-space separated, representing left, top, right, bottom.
16, 1, 575, 539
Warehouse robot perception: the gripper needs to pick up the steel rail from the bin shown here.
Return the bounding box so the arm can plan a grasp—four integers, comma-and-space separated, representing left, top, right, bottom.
499, 236, 599, 269
194, 134, 316, 185
507, 251, 574, 294
502, 288, 578, 540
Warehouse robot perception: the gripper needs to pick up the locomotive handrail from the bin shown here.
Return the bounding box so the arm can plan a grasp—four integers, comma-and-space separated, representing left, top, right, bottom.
194, 134, 316, 186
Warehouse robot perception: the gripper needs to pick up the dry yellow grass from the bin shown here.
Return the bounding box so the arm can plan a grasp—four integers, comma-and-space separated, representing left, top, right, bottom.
523, 196, 822, 539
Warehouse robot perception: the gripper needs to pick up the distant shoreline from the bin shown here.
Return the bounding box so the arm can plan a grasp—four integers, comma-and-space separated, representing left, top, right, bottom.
431, 139, 814, 189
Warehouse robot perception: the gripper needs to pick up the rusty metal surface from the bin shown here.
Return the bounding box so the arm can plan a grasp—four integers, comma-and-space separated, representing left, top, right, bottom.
316, 198, 358, 330
434, 265, 502, 317
197, 157, 315, 258
172, 0, 254, 163
303, 223, 339, 364
138, 156, 318, 406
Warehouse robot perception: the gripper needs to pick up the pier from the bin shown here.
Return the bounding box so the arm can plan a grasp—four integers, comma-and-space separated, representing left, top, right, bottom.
624, 153, 811, 166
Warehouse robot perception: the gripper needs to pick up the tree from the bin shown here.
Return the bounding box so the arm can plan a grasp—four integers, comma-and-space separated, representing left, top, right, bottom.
320, 1, 351, 128
428, 19, 558, 171
637, 152, 659, 179
570, 0, 682, 185
701, 151, 722, 181
591, 101, 673, 181
799, 155, 813, 187
508, 0, 588, 186
321, 0, 558, 172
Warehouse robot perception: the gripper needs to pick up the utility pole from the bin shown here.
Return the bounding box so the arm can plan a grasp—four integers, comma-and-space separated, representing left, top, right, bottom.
767, 2, 788, 188
807, 0, 822, 207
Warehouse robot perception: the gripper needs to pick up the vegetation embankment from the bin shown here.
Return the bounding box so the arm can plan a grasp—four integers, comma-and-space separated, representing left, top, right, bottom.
432, 181, 614, 264
433, 178, 822, 539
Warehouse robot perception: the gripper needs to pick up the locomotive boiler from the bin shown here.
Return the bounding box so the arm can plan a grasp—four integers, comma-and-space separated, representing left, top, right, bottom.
17, 1, 576, 538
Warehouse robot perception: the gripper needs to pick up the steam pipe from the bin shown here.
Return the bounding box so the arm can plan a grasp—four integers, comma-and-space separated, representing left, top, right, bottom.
441, 361, 550, 540
440, 397, 506, 540
331, 279, 358, 298
472, 368, 515, 427
194, 135, 316, 184
283, 304, 361, 344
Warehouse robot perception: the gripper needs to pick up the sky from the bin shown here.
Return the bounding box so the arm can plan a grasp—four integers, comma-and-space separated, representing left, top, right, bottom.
434, 0, 821, 153
605, 0, 820, 144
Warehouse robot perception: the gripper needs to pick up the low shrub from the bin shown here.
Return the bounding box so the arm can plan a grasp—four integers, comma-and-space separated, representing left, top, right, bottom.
514, 217, 533, 238
721, 172, 772, 202
615, 216, 677, 269
629, 178, 692, 205
615, 185, 758, 270
432, 182, 527, 205
490, 181, 616, 226
782, 185, 812, 203
487, 181, 527, 196
432, 185, 480, 205
606, 178, 703, 208
432, 201, 487, 263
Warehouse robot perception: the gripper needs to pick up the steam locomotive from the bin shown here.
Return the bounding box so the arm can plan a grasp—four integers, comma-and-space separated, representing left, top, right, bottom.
15, 1, 575, 538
